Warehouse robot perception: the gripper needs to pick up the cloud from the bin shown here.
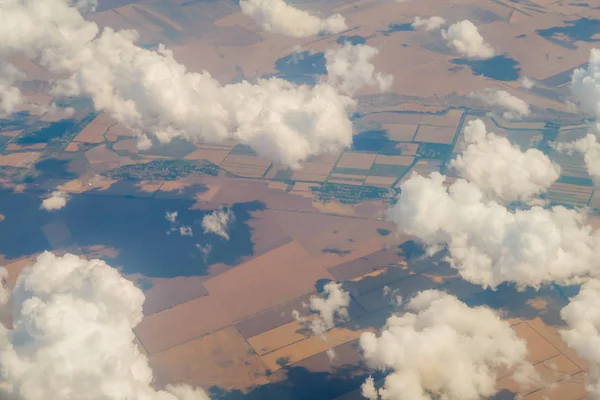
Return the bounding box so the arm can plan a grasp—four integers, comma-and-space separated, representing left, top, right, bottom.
202, 207, 234, 240
470, 89, 531, 120
0, 251, 210, 400
165, 211, 178, 224
388, 172, 600, 290
0, 63, 24, 116
441, 20, 495, 59
294, 281, 350, 339
571, 48, 600, 119
450, 119, 560, 202
521, 77, 535, 89
325, 43, 393, 95
555, 134, 600, 179
239, 0, 347, 38
0, 0, 356, 170
560, 279, 600, 398
40, 190, 70, 211
359, 290, 535, 400
554, 49, 600, 179
179, 226, 193, 237
0, 267, 8, 306
411, 16, 446, 32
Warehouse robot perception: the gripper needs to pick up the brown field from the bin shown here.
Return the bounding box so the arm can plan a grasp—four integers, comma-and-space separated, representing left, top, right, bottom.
112, 138, 139, 153
413, 125, 458, 144
545, 182, 593, 206
137, 276, 210, 316
382, 123, 418, 141
297, 160, 336, 176
0, 130, 21, 137
290, 171, 328, 183
260, 324, 368, 372
421, 110, 464, 127
336, 152, 377, 170
328, 178, 364, 186
64, 142, 80, 152
149, 326, 269, 391
85, 145, 150, 171
235, 292, 316, 339
220, 154, 271, 179
395, 142, 419, 156
73, 114, 114, 143
135, 294, 232, 354
247, 315, 318, 356
0, 152, 41, 168
406, 159, 443, 178
185, 148, 230, 165
374, 155, 415, 166
203, 241, 333, 322
363, 175, 396, 187
5, 143, 46, 151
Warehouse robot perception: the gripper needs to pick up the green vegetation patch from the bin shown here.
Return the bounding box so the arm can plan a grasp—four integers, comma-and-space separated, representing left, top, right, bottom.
104, 159, 219, 181
311, 182, 392, 204
558, 175, 594, 186
416, 143, 453, 159
369, 164, 411, 178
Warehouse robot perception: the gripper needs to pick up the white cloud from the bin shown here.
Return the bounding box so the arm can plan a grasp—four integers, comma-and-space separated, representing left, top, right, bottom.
239, 0, 347, 38
470, 89, 531, 120
359, 290, 536, 400
554, 49, 600, 179
0, 0, 357, 170
202, 207, 234, 240
521, 77, 535, 90
40, 190, 70, 211
571, 48, 600, 119
325, 43, 393, 95
411, 16, 445, 32
560, 279, 600, 398
0, 63, 23, 116
441, 20, 495, 60
294, 281, 350, 340
165, 211, 178, 224
0, 251, 210, 400
450, 119, 560, 202
555, 134, 600, 179
388, 172, 600, 290
179, 226, 193, 237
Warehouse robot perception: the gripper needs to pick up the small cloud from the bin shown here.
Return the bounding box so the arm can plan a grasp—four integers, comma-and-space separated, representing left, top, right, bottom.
165, 211, 178, 224
325, 43, 393, 95
202, 207, 234, 240
521, 76, 535, 89
441, 20, 495, 59
294, 282, 350, 340
179, 226, 193, 237
470, 88, 530, 120
40, 190, 69, 211
240, 0, 347, 38
412, 16, 446, 32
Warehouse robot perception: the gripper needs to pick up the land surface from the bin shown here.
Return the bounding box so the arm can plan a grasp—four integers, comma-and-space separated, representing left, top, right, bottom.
1, 0, 599, 399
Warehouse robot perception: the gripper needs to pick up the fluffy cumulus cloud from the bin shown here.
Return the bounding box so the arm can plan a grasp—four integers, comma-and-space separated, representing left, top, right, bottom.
0, 0, 357, 169
450, 119, 560, 202
294, 281, 350, 339
325, 43, 393, 95
521, 77, 535, 90
40, 190, 70, 211
239, 0, 347, 38
555, 48, 600, 179
470, 89, 531, 120
441, 20, 495, 60
0, 251, 210, 400
165, 210, 193, 237
360, 290, 535, 400
0, 63, 24, 116
411, 16, 446, 32
388, 172, 600, 290
560, 279, 600, 398
201, 207, 234, 240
